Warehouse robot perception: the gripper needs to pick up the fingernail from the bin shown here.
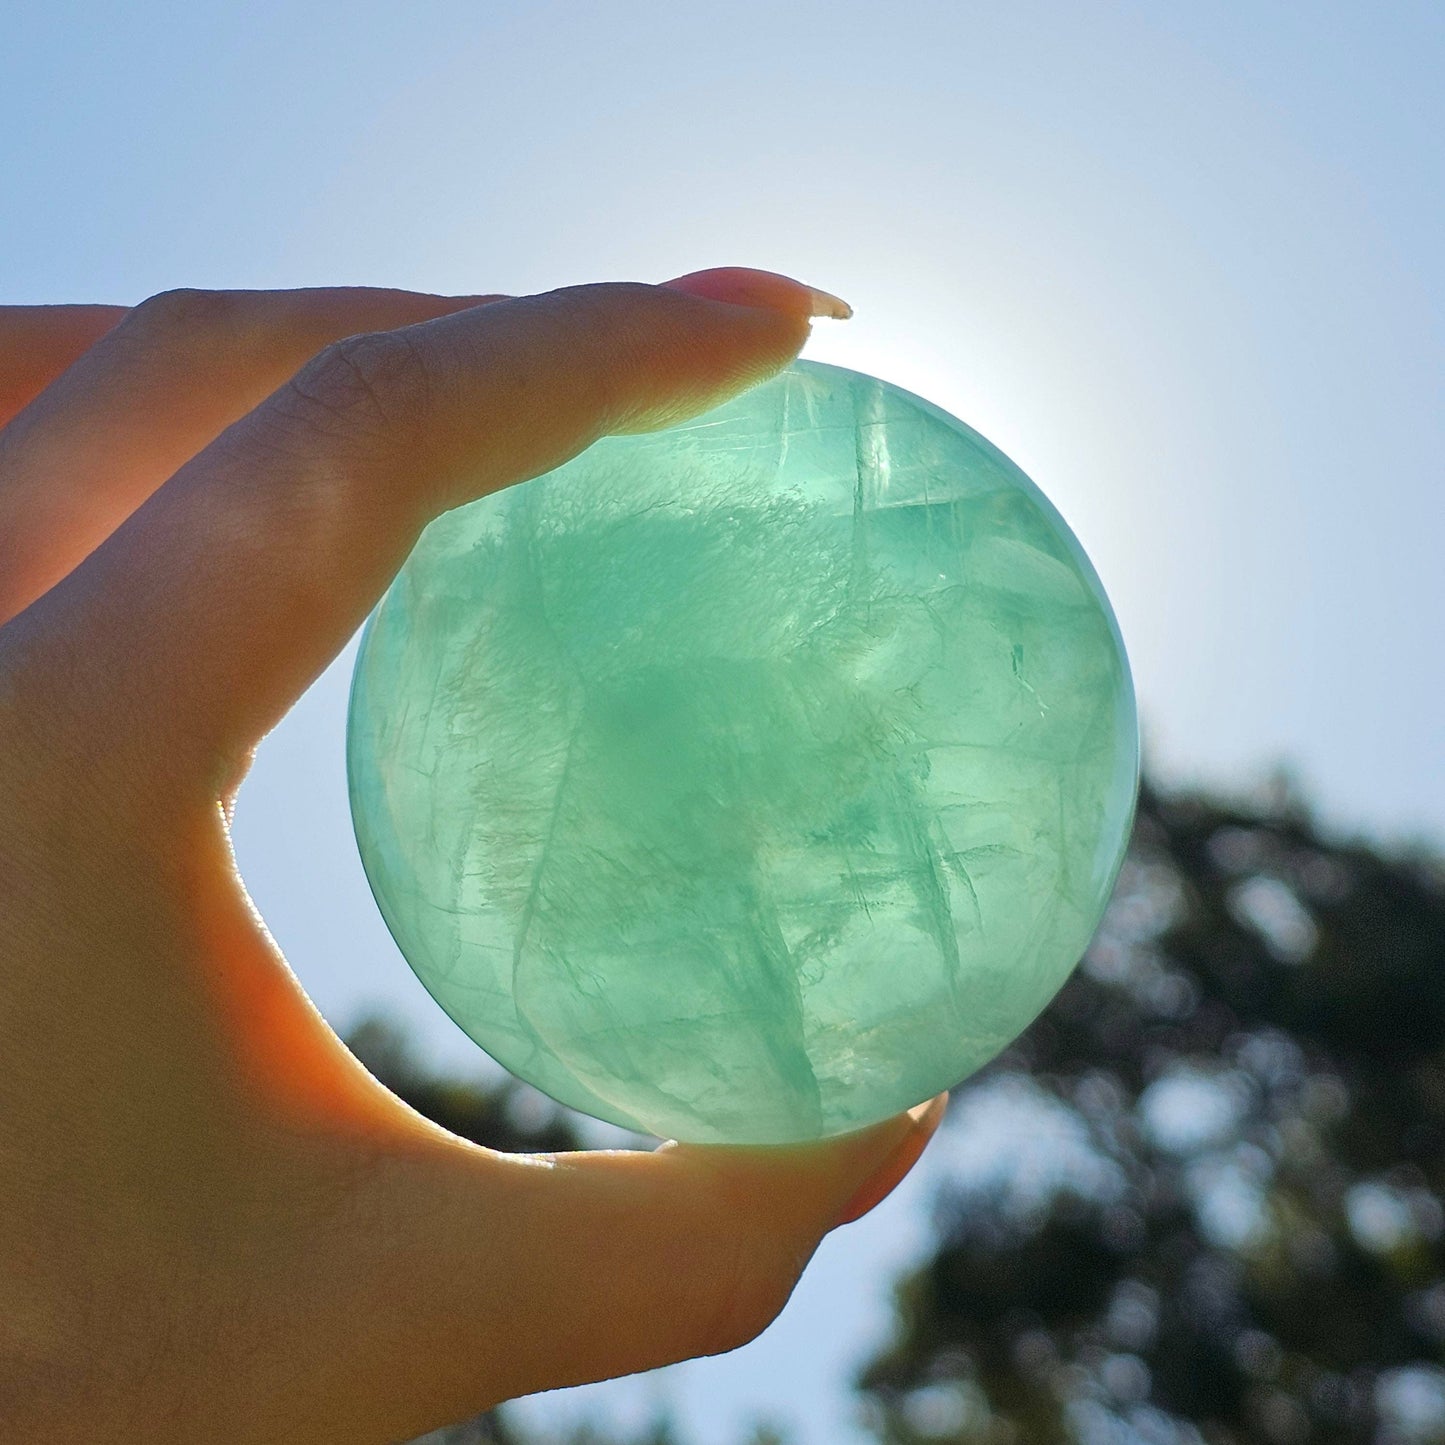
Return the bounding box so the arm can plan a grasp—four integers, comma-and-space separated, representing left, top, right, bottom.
802, 285, 853, 320
831, 1092, 948, 1229
662, 266, 853, 321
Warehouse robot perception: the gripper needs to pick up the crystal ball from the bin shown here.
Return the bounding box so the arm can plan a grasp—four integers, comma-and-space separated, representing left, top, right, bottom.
347, 360, 1138, 1144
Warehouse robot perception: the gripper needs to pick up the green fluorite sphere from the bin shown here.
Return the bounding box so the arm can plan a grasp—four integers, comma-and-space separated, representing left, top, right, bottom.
347, 360, 1138, 1144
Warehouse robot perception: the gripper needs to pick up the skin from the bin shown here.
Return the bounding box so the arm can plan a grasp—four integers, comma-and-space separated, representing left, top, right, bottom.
0, 268, 947, 1443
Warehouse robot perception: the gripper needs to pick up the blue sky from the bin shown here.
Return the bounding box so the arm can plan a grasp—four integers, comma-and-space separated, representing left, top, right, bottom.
5, 4, 1441, 1442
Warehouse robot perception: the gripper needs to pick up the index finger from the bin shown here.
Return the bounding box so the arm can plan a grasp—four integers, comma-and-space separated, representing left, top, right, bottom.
4, 270, 844, 809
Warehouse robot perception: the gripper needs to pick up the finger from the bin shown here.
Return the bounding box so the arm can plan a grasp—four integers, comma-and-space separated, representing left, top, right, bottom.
661, 266, 853, 321
0, 304, 128, 427
8, 270, 840, 797
0, 287, 507, 625
267, 1093, 947, 1439
493, 1093, 949, 1394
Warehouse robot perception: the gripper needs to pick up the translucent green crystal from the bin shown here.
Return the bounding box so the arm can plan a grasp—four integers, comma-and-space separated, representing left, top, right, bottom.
347, 360, 1138, 1144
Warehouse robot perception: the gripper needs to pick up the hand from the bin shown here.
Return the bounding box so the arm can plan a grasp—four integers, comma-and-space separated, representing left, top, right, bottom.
0, 271, 947, 1443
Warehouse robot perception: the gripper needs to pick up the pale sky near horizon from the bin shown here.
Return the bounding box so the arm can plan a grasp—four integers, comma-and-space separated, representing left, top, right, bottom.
4, 4, 1442, 1442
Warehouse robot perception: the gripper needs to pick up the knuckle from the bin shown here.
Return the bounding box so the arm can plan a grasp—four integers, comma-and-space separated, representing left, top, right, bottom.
278, 328, 432, 456
526, 281, 652, 426
125, 286, 249, 340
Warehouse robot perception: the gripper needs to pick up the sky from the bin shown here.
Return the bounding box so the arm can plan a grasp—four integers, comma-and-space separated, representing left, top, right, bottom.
4, 3, 1442, 1442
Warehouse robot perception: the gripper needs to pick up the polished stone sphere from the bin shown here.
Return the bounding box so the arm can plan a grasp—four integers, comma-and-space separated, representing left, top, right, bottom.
347, 360, 1138, 1144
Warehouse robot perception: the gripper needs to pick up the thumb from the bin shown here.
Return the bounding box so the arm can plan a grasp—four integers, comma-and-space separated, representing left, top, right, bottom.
313, 1093, 948, 1439
487, 1092, 951, 1396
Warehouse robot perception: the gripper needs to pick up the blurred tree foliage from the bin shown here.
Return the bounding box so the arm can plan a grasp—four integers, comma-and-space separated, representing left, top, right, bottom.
360, 775, 1445, 1445
859, 778, 1445, 1445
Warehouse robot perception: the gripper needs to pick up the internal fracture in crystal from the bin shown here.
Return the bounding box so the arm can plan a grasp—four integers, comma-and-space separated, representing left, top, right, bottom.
347, 360, 1139, 1144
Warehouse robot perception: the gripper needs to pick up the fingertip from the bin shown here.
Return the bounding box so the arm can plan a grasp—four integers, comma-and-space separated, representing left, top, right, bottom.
657, 1090, 949, 1237
908, 1089, 950, 1131
830, 1092, 949, 1230
661, 266, 853, 321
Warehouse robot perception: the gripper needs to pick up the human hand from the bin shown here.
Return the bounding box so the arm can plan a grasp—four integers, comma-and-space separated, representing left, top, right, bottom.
0, 271, 947, 1443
